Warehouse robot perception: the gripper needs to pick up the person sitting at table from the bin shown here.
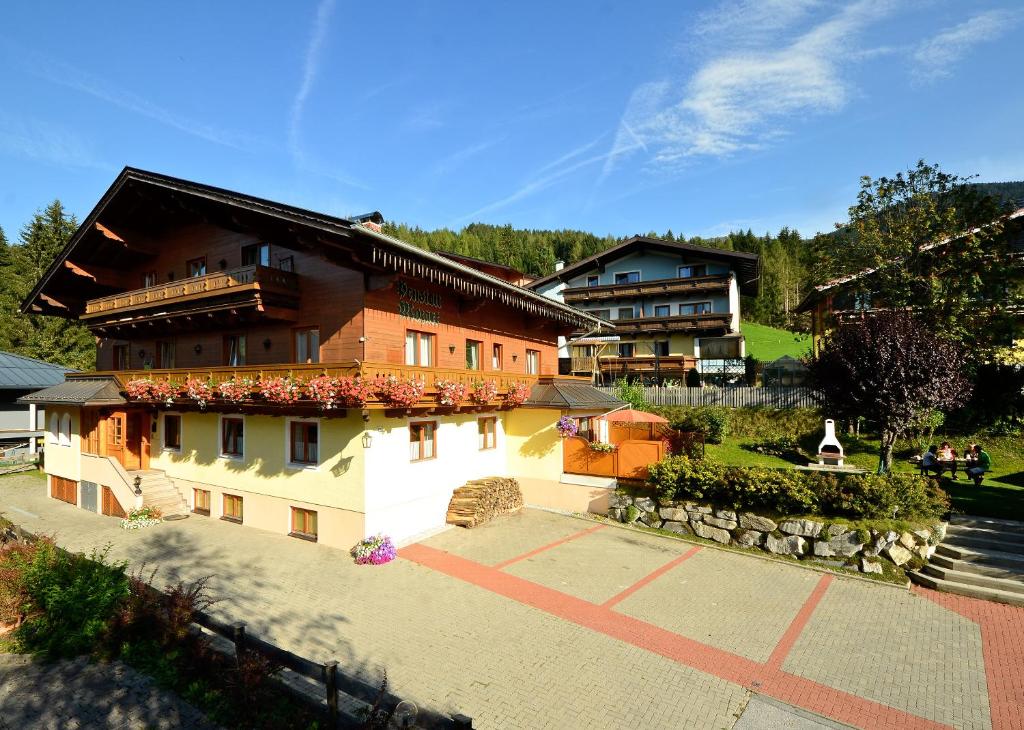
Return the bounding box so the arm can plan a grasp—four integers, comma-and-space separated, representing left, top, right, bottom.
938, 441, 958, 478
920, 445, 942, 477
964, 444, 978, 470
967, 444, 992, 487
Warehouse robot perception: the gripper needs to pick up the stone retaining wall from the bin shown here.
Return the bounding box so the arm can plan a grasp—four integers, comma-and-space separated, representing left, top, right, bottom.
609, 493, 946, 576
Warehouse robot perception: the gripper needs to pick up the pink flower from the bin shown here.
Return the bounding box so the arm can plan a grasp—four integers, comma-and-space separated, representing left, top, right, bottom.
504, 382, 530, 407
469, 380, 498, 404
435, 379, 468, 406
374, 375, 425, 408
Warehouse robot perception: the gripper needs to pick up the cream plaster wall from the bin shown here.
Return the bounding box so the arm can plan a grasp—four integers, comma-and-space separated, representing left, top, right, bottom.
504, 407, 562, 480
43, 406, 81, 484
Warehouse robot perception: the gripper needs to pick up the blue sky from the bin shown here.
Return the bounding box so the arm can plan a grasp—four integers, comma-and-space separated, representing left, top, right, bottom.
1, 1, 1022, 243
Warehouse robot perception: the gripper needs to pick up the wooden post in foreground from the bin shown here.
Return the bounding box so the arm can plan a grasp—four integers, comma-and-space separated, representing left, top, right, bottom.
323, 660, 338, 729
231, 621, 246, 666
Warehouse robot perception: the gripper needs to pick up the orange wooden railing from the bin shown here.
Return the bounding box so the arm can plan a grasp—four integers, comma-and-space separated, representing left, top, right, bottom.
562, 436, 665, 481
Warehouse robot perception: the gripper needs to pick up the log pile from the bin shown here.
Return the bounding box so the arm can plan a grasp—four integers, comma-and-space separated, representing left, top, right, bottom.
446, 477, 524, 528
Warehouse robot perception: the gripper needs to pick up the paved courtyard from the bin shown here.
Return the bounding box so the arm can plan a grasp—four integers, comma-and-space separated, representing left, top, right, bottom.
2, 474, 1022, 730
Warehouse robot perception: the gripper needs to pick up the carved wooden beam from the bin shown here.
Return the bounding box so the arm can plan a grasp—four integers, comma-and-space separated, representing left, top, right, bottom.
94, 222, 155, 256
63, 260, 124, 286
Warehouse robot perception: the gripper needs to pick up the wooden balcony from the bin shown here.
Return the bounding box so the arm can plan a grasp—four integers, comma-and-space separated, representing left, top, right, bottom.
608, 312, 733, 336
570, 355, 697, 375
562, 274, 730, 304
67, 362, 582, 412
81, 265, 300, 327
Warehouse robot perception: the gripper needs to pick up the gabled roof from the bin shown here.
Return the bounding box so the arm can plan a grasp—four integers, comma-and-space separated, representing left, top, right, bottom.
528, 236, 761, 297
523, 378, 624, 409
17, 377, 125, 406
22, 167, 607, 330
0, 351, 73, 391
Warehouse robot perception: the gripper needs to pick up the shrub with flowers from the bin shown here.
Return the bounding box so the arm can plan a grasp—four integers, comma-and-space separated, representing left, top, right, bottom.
588, 441, 616, 453
217, 378, 255, 403
120, 506, 163, 531
124, 378, 156, 400
337, 376, 374, 407
469, 379, 498, 404
435, 379, 468, 407
261, 376, 302, 405
374, 375, 425, 408
504, 382, 530, 407
556, 415, 578, 438
150, 380, 176, 405
306, 375, 340, 409
350, 534, 397, 565
183, 378, 213, 409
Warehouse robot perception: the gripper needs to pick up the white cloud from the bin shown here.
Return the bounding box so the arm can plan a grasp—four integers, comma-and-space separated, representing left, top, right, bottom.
0, 113, 107, 170
288, 0, 337, 162
692, 0, 822, 46
912, 9, 1020, 82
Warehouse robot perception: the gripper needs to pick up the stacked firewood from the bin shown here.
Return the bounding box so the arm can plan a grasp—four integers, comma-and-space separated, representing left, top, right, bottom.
446, 477, 524, 528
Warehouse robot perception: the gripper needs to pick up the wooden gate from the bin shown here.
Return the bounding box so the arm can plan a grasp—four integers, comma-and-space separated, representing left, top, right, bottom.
101, 486, 127, 518
562, 437, 664, 481
51, 476, 77, 505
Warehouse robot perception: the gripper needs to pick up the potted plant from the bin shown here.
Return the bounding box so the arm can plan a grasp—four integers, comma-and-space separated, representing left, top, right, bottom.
469, 379, 498, 405
306, 375, 340, 409
555, 416, 578, 438
435, 379, 468, 407
261, 376, 301, 405
503, 382, 530, 407
183, 378, 213, 409
337, 376, 374, 407
374, 375, 425, 408
218, 377, 255, 404
350, 534, 397, 565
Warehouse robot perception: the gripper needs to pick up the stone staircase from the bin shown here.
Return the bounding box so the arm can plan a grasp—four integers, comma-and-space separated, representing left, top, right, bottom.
128, 470, 188, 517
908, 514, 1024, 607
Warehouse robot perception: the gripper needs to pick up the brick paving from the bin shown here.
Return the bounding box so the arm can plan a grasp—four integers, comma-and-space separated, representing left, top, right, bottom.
3, 474, 1022, 729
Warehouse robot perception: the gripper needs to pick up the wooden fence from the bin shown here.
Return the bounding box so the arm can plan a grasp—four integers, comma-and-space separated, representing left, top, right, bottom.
597, 386, 818, 409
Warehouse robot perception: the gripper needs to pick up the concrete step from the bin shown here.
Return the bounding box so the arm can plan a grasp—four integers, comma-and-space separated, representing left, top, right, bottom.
922, 564, 1024, 595
949, 515, 1024, 534
930, 552, 1024, 580
946, 524, 1024, 546
936, 543, 1024, 571
909, 570, 1024, 607
944, 533, 1024, 555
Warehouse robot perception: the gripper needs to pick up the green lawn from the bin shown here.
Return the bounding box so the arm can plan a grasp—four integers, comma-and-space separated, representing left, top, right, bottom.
740, 321, 812, 361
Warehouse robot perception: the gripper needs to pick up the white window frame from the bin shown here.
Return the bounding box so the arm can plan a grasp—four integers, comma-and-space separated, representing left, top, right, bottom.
218, 414, 246, 461
161, 412, 182, 453
679, 301, 713, 316
477, 416, 498, 451
285, 417, 321, 470
59, 412, 71, 447
678, 264, 708, 278
613, 270, 641, 285
48, 412, 59, 444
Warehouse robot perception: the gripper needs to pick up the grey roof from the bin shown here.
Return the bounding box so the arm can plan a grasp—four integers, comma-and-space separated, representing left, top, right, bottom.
524, 380, 624, 410
0, 351, 74, 390
18, 378, 125, 406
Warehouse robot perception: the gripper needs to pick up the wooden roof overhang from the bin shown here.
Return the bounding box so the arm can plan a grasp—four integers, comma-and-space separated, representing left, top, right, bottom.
23, 168, 608, 335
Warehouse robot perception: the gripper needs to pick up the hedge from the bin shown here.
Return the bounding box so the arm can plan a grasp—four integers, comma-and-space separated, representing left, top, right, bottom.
647, 455, 949, 520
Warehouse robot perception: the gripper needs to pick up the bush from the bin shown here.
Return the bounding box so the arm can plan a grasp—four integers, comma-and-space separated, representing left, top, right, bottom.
614, 378, 649, 410
657, 406, 730, 443
648, 455, 947, 520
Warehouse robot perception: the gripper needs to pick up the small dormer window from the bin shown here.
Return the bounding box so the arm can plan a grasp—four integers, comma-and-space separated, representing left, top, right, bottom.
678, 265, 707, 278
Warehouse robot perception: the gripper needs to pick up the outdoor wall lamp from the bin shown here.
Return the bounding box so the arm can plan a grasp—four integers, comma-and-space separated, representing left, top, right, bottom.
133, 475, 142, 496
194, 344, 203, 355
262, 338, 272, 351
361, 431, 373, 448
137, 349, 146, 360
512, 354, 518, 363
448, 344, 456, 354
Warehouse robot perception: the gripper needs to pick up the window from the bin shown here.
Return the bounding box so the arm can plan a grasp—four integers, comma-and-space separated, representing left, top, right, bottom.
574, 344, 595, 359
278, 255, 294, 273
295, 327, 320, 364
156, 341, 175, 369
220, 417, 244, 458
163, 414, 181, 451
59, 413, 71, 447
241, 242, 270, 267
575, 416, 593, 441
614, 271, 640, 284
587, 275, 600, 287
288, 421, 319, 466
491, 343, 503, 370
222, 494, 243, 523
224, 335, 247, 366
291, 508, 318, 540
590, 309, 611, 321
654, 340, 670, 357
617, 307, 634, 319
113, 344, 129, 371
111, 415, 123, 446
653, 304, 671, 317
679, 302, 712, 316
618, 343, 635, 357
142, 271, 157, 288
193, 488, 210, 516
187, 257, 207, 277
409, 421, 436, 462
48, 413, 59, 444
525, 349, 540, 375
678, 265, 707, 279
466, 340, 482, 370
405, 330, 435, 366
478, 417, 497, 450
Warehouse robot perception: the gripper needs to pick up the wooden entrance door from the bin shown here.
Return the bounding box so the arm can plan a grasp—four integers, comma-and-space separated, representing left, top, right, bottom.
105, 411, 150, 470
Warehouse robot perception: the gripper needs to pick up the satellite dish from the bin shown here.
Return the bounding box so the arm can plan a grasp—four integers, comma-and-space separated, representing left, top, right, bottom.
393, 700, 418, 728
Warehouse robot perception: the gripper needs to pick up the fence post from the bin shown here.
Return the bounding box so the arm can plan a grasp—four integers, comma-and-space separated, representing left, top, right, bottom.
452, 714, 473, 729
323, 660, 338, 729
231, 621, 246, 666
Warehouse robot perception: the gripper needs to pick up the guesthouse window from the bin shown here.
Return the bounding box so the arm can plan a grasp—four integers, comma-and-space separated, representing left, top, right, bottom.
466, 340, 482, 370
220, 417, 244, 459
142, 271, 157, 288
278, 255, 294, 273
654, 340, 670, 357
193, 489, 210, 516
678, 265, 707, 278
163, 414, 181, 451
575, 417, 593, 441
617, 307, 634, 319
156, 341, 175, 369
614, 271, 640, 284
113, 344, 129, 371
679, 302, 712, 316
654, 305, 671, 317
587, 275, 600, 287
288, 421, 319, 466
59, 413, 71, 447
492, 343, 503, 370
590, 309, 611, 321
405, 330, 435, 366
222, 494, 243, 523
526, 349, 540, 375
409, 421, 436, 462
618, 343, 635, 358
48, 413, 59, 444
295, 327, 320, 364
291, 508, 318, 541
478, 417, 497, 450
241, 243, 270, 267
224, 335, 246, 366
187, 257, 207, 277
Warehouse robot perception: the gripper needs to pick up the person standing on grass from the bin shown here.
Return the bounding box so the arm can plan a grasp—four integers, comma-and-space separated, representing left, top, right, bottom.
967, 444, 992, 486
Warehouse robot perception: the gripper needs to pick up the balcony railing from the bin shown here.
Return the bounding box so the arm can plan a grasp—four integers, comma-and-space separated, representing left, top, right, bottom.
603, 312, 733, 335
562, 274, 730, 304
570, 355, 697, 374
82, 265, 299, 319
68, 362, 579, 410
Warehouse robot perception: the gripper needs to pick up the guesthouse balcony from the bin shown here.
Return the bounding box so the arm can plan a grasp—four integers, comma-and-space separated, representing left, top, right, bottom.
607, 312, 733, 336
81, 265, 300, 332
570, 355, 698, 377
561, 274, 731, 305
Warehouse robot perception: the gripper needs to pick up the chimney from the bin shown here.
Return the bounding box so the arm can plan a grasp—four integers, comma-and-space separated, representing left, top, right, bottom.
554, 260, 565, 272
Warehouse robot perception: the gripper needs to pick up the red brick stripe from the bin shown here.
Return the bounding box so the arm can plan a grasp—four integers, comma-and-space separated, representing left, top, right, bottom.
492, 524, 605, 569
602, 545, 702, 608
402, 543, 950, 730
766, 573, 833, 670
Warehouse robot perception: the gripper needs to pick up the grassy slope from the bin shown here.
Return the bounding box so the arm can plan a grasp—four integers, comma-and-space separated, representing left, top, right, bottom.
740, 322, 812, 361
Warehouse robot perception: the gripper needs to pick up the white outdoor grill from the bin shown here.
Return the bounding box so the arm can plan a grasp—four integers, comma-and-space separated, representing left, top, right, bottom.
817, 419, 845, 467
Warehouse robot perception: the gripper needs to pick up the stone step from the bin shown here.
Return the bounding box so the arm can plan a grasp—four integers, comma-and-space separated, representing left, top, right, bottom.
908, 570, 1024, 607
936, 543, 1024, 571
929, 552, 1024, 580
946, 524, 1024, 546
922, 564, 1024, 595
944, 533, 1024, 555
949, 514, 1024, 534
